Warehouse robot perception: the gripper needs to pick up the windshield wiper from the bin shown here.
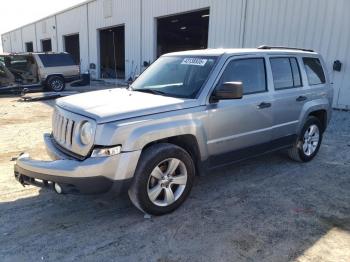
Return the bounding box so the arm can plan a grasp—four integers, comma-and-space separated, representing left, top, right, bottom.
132, 88, 167, 96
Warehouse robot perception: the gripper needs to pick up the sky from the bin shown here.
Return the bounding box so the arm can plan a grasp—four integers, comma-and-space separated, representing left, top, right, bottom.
0, 0, 87, 52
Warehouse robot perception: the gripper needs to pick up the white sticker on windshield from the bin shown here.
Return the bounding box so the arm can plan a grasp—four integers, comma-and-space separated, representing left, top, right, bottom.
181, 58, 208, 66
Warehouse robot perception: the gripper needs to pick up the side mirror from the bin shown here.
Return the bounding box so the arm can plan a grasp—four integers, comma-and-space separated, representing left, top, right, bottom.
211, 82, 243, 102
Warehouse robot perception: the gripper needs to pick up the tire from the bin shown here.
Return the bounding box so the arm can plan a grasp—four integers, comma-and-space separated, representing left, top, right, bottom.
47, 76, 65, 92
128, 143, 195, 216
288, 116, 323, 162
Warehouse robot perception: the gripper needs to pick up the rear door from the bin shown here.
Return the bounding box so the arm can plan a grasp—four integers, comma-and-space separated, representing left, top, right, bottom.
207, 55, 273, 165
268, 55, 307, 142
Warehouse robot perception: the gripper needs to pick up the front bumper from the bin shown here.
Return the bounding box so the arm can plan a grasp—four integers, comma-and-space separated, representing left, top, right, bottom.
14, 134, 141, 194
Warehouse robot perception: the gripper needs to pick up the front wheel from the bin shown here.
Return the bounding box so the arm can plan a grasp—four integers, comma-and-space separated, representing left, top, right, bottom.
128, 143, 195, 216
288, 116, 323, 162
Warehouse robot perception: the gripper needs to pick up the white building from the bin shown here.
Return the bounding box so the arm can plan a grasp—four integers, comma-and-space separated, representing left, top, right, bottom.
1, 0, 350, 109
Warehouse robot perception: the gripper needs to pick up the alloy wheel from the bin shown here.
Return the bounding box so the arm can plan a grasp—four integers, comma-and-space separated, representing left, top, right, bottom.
147, 158, 188, 207
52, 80, 64, 91
302, 124, 320, 156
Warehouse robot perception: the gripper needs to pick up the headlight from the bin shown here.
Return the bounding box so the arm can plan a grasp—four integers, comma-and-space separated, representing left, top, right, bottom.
91, 146, 122, 158
80, 121, 94, 145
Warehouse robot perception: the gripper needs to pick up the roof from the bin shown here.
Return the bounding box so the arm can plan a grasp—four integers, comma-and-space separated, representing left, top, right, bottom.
164, 47, 317, 57
1, 0, 95, 35
0, 52, 69, 56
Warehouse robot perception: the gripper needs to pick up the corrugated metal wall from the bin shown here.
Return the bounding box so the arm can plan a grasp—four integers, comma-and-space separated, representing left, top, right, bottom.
34, 17, 58, 52
87, 0, 141, 80
56, 5, 89, 72
1, 33, 12, 52
1, 0, 350, 108
22, 25, 37, 51
9, 29, 23, 52
242, 0, 350, 109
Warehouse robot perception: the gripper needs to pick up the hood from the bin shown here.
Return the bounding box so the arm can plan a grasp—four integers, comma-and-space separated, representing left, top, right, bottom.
56, 88, 199, 123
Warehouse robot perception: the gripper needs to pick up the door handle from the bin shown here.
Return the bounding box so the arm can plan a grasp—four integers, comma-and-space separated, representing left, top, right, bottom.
296, 96, 307, 102
257, 102, 271, 109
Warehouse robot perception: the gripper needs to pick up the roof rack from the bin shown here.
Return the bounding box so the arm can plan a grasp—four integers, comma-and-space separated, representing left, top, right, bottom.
257, 45, 314, 52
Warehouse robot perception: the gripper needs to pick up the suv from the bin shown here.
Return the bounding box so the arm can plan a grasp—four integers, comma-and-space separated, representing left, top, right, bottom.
14, 47, 333, 215
0, 52, 79, 92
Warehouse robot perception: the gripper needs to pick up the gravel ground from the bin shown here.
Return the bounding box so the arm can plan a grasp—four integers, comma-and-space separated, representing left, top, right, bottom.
0, 92, 350, 262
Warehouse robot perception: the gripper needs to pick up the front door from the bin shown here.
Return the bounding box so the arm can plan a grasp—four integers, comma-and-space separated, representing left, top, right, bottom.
207, 56, 273, 166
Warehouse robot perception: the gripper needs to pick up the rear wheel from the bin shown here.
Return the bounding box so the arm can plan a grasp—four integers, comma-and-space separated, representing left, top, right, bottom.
47, 76, 65, 92
128, 143, 195, 215
288, 116, 323, 162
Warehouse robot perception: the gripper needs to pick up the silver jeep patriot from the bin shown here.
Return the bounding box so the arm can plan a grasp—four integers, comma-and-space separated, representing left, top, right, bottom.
15, 46, 333, 215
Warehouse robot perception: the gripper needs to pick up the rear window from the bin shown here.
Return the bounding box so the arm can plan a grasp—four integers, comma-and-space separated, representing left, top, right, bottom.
303, 57, 325, 85
270, 57, 302, 90
38, 54, 76, 67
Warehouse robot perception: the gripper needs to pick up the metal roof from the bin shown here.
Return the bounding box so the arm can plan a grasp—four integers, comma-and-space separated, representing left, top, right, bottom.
1, 0, 95, 35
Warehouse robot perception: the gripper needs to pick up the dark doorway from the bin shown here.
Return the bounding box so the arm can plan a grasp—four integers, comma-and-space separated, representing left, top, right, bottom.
157, 9, 210, 57
99, 26, 125, 79
64, 34, 80, 65
25, 42, 34, 52
41, 39, 52, 52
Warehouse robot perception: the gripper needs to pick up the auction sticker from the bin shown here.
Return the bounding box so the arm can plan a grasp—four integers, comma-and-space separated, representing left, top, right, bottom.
181, 58, 208, 66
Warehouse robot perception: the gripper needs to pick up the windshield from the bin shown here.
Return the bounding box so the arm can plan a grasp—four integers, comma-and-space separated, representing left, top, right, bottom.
131, 56, 217, 98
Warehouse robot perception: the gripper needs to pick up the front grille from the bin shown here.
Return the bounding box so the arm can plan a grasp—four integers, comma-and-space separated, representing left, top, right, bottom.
52, 109, 76, 148
51, 106, 95, 158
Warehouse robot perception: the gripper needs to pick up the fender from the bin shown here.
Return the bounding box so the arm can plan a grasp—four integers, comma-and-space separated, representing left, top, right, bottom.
297, 97, 331, 134
95, 115, 210, 161
124, 118, 209, 159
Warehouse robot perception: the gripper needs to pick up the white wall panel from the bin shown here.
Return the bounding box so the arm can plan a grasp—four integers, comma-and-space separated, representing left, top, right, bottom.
87, 0, 141, 80
56, 5, 89, 72
242, 0, 350, 109
1, 33, 12, 53
35, 16, 57, 52
22, 24, 38, 52
10, 29, 23, 52
207, 0, 245, 49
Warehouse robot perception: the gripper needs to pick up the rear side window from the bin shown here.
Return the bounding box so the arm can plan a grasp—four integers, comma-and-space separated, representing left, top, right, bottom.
270, 57, 302, 90
303, 57, 325, 85
219, 58, 267, 95
38, 54, 76, 67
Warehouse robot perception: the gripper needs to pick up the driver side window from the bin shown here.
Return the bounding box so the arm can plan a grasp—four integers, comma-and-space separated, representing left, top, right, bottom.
218, 58, 267, 95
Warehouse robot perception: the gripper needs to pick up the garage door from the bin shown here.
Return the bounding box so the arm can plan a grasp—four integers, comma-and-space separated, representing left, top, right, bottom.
157, 9, 210, 57
99, 26, 125, 79
64, 34, 80, 65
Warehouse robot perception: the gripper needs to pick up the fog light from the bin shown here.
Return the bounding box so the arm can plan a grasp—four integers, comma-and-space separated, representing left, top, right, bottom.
54, 183, 63, 194
91, 146, 122, 158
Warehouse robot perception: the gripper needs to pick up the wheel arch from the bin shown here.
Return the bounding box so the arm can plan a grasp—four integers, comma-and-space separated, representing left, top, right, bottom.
141, 135, 202, 176
308, 109, 327, 132
45, 74, 65, 84
298, 99, 331, 134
